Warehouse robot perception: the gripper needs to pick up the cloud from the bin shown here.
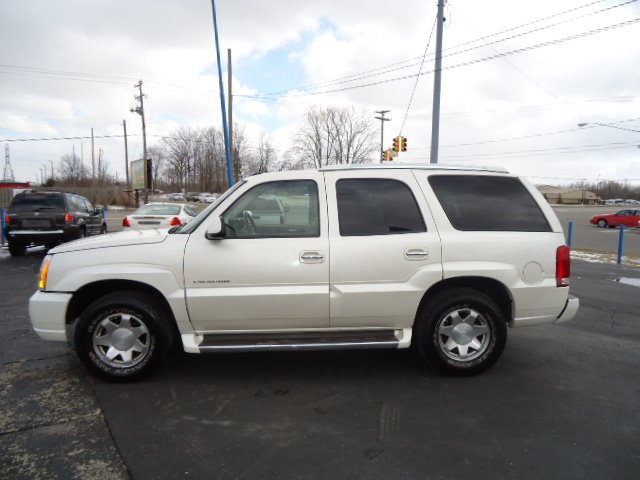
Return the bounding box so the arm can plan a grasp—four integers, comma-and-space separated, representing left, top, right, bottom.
1, 0, 639, 186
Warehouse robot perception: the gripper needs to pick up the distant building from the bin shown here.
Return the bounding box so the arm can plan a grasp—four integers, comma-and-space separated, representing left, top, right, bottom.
536, 185, 599, 205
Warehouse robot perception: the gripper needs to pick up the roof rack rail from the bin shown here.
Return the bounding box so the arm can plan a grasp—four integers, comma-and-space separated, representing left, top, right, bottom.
319, 163, 509, 174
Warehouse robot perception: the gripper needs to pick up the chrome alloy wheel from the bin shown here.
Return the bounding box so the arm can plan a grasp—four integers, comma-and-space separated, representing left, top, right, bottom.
92, 312, 151, 368
437, 307, 491, 361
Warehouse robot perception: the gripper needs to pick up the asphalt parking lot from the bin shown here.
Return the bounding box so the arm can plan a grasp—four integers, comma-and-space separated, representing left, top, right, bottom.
1, 247, 639, 479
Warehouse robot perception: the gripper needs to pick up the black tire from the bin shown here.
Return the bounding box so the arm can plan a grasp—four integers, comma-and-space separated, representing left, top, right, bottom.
414, 287, 507, 376
78, 227, 86, 239
100, 223, 107, 234
74, 291, 175, 381
597, 219, 607, 228
8, 240, 26, 257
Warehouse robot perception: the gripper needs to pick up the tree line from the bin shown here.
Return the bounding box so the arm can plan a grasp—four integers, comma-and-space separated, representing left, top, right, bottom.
44, 106, 378, 194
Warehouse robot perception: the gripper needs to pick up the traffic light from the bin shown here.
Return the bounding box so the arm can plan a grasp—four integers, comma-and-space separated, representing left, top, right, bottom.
392, 136, 400, 152
384, 150, 391, 161
401, 136, 407, 152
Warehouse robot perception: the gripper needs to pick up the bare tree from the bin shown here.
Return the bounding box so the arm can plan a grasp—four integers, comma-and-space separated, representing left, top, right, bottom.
244, 134, 277, 176
295, 106, 376, 167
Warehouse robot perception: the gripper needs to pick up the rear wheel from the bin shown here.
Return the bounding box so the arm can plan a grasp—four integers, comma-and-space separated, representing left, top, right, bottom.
8, 240, 26, 257
74, 291, 175, 381
414, 287, 507, 376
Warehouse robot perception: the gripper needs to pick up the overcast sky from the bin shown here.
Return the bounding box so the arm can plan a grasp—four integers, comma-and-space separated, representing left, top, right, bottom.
1, 0, 639, 187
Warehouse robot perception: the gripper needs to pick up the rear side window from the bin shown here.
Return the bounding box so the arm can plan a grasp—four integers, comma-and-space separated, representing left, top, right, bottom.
336, 178, 426, 236
9, 193, 65, 213
428, 175, 551, 232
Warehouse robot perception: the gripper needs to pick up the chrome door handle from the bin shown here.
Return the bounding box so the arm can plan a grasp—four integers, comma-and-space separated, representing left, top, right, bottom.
300, 251, 325, 263
404, 248, 429, 260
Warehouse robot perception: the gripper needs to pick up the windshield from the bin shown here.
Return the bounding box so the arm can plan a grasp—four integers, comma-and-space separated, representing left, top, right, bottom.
9, 193, 65, 212
135, 204, 182, 216
177, 181, 246, 234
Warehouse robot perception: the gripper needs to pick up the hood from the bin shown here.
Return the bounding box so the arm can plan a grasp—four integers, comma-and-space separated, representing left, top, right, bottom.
50, 229, 169, 253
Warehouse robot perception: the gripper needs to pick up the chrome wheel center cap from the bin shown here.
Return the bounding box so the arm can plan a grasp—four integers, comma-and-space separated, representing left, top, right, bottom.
452, 323, 474, 345
111, 328, 135, 351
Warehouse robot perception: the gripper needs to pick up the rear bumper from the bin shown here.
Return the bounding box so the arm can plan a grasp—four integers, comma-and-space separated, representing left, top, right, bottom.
510, 294, 579, 327
555, 295, 579, 323
7, 226, 80, 245
29, 290, 72, 341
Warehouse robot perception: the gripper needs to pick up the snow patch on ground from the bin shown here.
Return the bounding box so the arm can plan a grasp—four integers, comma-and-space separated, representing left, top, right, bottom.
571, 250, 640, 268
615, 277, 640, 287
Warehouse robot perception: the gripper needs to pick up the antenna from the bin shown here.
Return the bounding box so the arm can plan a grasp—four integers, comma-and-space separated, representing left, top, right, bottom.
3, 144, 15, 181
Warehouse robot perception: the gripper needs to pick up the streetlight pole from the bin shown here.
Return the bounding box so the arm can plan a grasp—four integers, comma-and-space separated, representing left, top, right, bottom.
374, 110, 390, 163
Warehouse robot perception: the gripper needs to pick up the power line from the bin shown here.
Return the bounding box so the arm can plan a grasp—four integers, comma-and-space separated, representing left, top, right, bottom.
0, 134, 136, 143
399, 15, 437, 136
236, 0, 618, 99
237, 2, 638, 100
236, 17, 640, 99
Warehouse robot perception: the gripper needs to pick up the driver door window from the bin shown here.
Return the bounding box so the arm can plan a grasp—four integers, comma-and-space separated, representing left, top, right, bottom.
222, 180, 319, 238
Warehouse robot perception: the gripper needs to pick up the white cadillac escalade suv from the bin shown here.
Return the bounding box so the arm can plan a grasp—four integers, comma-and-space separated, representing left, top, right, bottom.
29, 165, 579, 381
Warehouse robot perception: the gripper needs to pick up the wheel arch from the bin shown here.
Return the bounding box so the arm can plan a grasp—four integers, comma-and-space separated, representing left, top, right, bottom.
416, 276, 513, 324
66, 280, 179, 337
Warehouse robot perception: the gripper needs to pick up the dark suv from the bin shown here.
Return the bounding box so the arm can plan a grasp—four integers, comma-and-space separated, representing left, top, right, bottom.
5, 191, 106, 256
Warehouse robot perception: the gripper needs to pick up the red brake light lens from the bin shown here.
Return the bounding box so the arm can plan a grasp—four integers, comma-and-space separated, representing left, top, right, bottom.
5, 215, 10, 224
556, 245, 571, 287
170, 217, 182, 226
122, 217, 131, 227
64, 213, 75, 223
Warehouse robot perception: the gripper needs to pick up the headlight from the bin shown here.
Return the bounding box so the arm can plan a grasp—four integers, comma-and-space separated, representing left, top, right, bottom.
38, 255, 52, 291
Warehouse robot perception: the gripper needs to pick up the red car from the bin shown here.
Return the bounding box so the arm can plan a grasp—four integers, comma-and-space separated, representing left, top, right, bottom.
590, 209, 640, 228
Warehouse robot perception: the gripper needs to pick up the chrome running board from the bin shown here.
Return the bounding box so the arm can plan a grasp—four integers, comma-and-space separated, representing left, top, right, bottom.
198, 330, 401, 352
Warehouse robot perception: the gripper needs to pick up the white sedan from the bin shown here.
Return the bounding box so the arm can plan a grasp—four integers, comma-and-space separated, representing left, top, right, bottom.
122, 203, 198, 230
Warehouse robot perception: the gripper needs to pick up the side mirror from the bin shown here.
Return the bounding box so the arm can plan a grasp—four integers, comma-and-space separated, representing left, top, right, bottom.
205, 216, 226, 240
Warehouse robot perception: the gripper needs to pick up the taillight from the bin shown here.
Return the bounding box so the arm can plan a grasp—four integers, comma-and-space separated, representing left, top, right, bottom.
556, 245, 571, 287
122, 217, 131, 227
5, 214, 10, 224
64, 213, 75, 223
170, 217, 182, 226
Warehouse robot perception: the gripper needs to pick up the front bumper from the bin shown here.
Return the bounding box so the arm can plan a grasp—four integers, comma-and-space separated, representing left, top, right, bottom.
29, 290, 72, 341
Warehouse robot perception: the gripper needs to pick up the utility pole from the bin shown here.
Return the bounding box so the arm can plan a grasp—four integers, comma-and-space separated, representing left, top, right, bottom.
374, 110, 391, 163
50, 160, 54, 181
91, 127, 95, 182
430, 0, 445, 164
228, 48, 234, 181
123, 119, 129, 186
132, 80, 148, 203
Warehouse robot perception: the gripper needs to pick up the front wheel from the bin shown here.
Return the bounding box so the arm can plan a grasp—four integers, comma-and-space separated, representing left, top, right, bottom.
74, 291, 175, 381
414, 288, 507, 376
597, 219, 607, 228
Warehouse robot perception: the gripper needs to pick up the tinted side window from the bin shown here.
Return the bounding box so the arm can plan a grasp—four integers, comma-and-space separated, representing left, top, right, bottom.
428, 175, 551, 232
336, 179, 426, 236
